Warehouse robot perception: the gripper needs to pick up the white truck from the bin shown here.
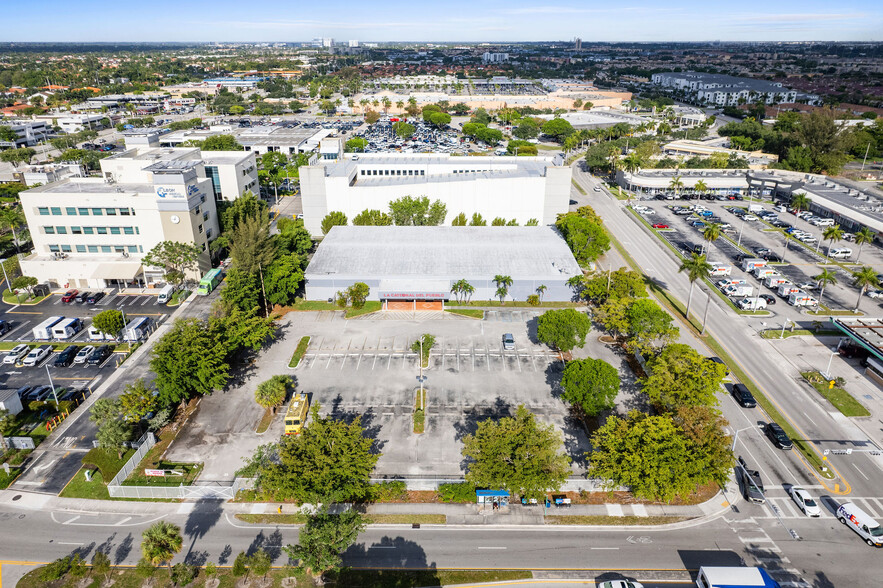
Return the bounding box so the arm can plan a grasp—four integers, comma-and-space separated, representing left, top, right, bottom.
725, 284, 754, 297
737, 297, 767, 310
695, 566, 782, 588
123, 317, 154, 343
718, 278, 747, 289
32, 316, 65, 341
710, 263, 732, 277
764, 276, 789, 289
778, 284, 801, 298
87, 325, 118, 341
788, 292, 817, 307
50, 317, 84, 340
748, 203, 765, 213
753, 267, 779, 279
741, 258, 767, 272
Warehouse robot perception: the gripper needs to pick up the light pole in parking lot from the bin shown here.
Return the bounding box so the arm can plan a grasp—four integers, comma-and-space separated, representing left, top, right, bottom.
45, 364, 59, 405
821, 349, 839, 381
780, 318, 792, 339
0, 257, 9, 291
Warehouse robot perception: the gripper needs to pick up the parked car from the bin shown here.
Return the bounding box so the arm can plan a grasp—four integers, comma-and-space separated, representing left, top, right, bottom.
75, 291, 92, 303
766, 422, 793, 450
789, 486, 821, 517
502, 333, 515, 351
74, 345, 95, 364
87, 345, 113, 366
61, 289, 78, 303
22, 344, 52, 366
3, 344, 30, 364
758, 294, 776, 305
651, 223, 669, 229
732, 383, 756, 408
0, 320, 10, 335
866, 290, 883, 299
86, 292, 106, 304
762, 253, 782, 263
26, 385, 51, 401
53, 346, 78, 367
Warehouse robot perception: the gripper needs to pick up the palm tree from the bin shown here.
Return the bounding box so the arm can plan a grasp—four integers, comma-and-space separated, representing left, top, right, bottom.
854, 227, 874, 263
462, 282, 475, 303
791, 192, 811, 214
536, 284, 547, 302
668, 175, 684, 198
678, 253, 712, 319
606, 146, 620, 172
493, 274, 513, 304
0, 205, 26, 260
822, 225, 844, 263
450, 279, 473, 303
621, 152, 642, 174
396, 100, 404, 110
702, 223, 722, 254
852, 266, 879, 311
813, 269, 838, 308
141, 521, 182, 572
694, 179, 709, 198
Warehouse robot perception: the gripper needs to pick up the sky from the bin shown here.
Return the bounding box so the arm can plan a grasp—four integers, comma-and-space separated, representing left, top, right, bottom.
5, 0, 882, 43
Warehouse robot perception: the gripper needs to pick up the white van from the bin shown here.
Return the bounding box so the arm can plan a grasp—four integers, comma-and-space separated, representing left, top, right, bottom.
837, 502, 883, 546
156, 285, 176, 305
829, 247, 852, 259
696, 566, 781, 588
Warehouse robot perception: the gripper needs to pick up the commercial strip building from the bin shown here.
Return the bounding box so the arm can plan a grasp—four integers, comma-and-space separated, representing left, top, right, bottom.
536, 110, 646, 130
830, 318, 883, 387
651, 72, 800, 106
662, 139, 779, 166
304, 226, 581, 308
16, 148, 237, 289
158, 124, 333, 156
299, 153, 571, 237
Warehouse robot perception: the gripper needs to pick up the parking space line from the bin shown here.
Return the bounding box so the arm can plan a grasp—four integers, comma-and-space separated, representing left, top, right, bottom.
325, 354, 333, 369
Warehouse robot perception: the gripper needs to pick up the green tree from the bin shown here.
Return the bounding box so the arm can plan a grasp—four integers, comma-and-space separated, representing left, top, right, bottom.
0, 205, 26, 255
142, 241, 202, 286
89, 398, 121, 426
11, 275, 37, 295
141, 522, 183, 572
199, 134, 243, 151
581, 268, 648, 304
462, 405, 571, 500
624, 299, 678, 355
255, 375, 291, 413
284, 508, 366, 579
0, 126, 18, 142
555, 214, 610, 265
119, 378, 158, 423
209, 304, 276, 356
475, 127, 503, 146
429, 111, 451, 128
91, 551, 111, 582
491, 217, 507, 227
220, 267, 261, 312
150, 318, 230, 407
668, 175, 684, 197
264, 253, 304, 307
852, 266, 879, 311
352, 209, 393, 226
561, 358, 619, 417
493, 274, 512, 304
0, 147, 35, 167
388, 196, 447, 226
219, 191, 268, 234
170, 563, 198, 587
232, 552, 249, 578
97, 419, 133, 459
259, 408, 379, 503
365, 110, 380, 124
541, 118, 575, 141
854, 227, 875, 263
250, 549, 272, 580
822, 225, 844, 263
321, 211, 348, 234
393, 121, 416, 138
643, 344, 727, 411
275, 217, 312, 256
230, 215, 276, 276
345, 137, 368, 152
536, 308, 592, 353
678, 253, 712, 319
701, 223, 721, 254
813, 269, 838, 308
469, 213, 487, 226
790, 192, 811, 214
92, 309, 125, 337
451, 212, 468, 226
513, 120, 539, 140
345, 282, 370, 309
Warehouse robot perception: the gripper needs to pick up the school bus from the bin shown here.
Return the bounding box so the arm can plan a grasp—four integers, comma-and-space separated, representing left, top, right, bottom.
284, 393, 309, 435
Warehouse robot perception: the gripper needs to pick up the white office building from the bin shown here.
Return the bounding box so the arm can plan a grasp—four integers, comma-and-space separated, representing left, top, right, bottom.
19, 153, 222, 289
0, 119, 51, 149
299, 153, 572, 237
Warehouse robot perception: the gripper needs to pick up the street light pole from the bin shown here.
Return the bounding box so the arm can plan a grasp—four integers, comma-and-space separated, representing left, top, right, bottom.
822, 349, 838, 381
0, 258, 9, 293
45, 364, 59, 405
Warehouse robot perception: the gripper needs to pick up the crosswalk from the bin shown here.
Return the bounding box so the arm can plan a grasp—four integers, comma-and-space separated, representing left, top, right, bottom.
729, 517, 809, 588
754, 495, 883, 520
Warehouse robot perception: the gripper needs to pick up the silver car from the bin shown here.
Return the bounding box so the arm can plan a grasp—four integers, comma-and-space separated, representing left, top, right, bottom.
74, 345, 95, 364
502, 333, 515, 351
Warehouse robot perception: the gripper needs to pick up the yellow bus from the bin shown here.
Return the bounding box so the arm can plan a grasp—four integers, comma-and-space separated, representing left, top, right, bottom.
284, 393, 309, 435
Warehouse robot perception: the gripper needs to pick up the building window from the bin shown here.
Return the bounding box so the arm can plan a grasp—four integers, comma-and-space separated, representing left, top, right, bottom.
48, 245, 60, 252
61, 245, 72, 253
101, 245, 111, 253
56, 226, 67, 234
203, 212, 209, 221
205, 165, 222, 200
120, 208, 130, 216
87, 245, 98, 253
66, 207, 77, 215
83, 227, 94, 235
114, 246, 125, 253
123, 227, 134, 235
106, 208, 116, 216
78, 207, 89, 215
127, 245, 138, 253
38, 207, 49, 215
97, 227, 108, 235
71, 226, 82, 235
198, 224, 203, 234
44, 226, 55, 234
51, 207, 62, 215
110, 227, 121, 235
76, 245, 86, 253
91, 208, 103, 216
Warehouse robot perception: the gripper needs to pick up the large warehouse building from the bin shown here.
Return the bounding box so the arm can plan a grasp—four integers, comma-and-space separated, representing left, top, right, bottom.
299, 153, 572, 237
304, 226, 581, 309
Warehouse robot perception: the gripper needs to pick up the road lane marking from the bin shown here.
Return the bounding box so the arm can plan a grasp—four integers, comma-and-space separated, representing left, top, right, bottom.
852, 463, 870, 481
590, 547, 619, 550
477, 546, 506, 550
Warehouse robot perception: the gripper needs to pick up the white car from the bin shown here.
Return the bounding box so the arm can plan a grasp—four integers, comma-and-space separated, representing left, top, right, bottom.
797, 282, 818, 291
867, 290, 883, 299
789, 486, 821, 517
743, 214, 758, 221
22, 345, 52, 367
3, 344, 30, 364
74, 345, 95, 364
597, 581, 643, 588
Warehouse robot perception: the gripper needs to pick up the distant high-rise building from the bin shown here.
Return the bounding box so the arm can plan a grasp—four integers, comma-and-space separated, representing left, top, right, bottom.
322, 37, 333, 48
348, 39, 359, 48
574, 38, 582, 51
481, 52, 509, 63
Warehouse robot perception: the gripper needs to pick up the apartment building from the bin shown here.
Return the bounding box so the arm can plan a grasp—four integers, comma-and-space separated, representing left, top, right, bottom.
19, 153, 222, 289
651, 72, 797, 106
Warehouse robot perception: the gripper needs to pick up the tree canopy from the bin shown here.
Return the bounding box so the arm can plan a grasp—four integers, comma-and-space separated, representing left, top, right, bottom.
561, 358, 620, 417
555, 213, 610, 265
643, 344, 727, 411
536, 308, 592, 353
388, 196, 447, 226
284, 508, 366, 579
142, 241, 202, 286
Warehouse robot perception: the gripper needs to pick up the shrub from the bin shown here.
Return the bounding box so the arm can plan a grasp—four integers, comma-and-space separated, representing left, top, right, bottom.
171, 562, 198, 586
438, 482, 476, 503
527, 294, 540, 306
369, 480, 408, 502
39, 556, 72, 581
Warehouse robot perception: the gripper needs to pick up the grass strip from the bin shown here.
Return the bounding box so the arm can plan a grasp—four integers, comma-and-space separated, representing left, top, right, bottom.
444, 308, 484, 319
446, 300, 581, 307
346, 300, 382, 318
801, 371, 871, 417
256, 408, 274, 434
235, 513, 446, 525
571, 178, 587, 195
545, 515, 691, 526
760, 328, 841, 339
288, 336, 310, 368
2, 290, 50, 305
414, 389, 426, 434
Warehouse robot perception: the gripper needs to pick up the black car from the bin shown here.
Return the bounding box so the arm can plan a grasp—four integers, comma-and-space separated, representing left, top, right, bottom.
53, 346, 78, 367
732, 383, 757, 408
759, 294, 776, 305
24, 386, 48, 401
709, 356, 729, 376
59, 388, 81, 402
0, 320, 10, 335
762, 254, 782, 263
15, 385, 33, 400
75, 291, 92, 303
86, 292, 106, 304
87, 345, 113, 366
766, 422, 793, 450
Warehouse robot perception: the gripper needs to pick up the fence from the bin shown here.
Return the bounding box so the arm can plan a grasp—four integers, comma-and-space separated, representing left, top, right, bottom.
4, 436, 35, 450
107, 432, 253, 499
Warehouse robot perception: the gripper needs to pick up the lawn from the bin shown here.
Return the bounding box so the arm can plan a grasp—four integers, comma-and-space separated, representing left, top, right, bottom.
288, 335, 310, 368
2, 289, 50, 305
60, 468, 112, 500
124, 460, 202, 486
446, 300, 581, 308
802, 371, 871, 417
234, 513, 445, 525
18, 566, 532, 588
545, 515, 690, 525
277, 300, 382, 318
256, 408, 274, 434
166, 288, 191, 306
444, 308, 484, 319
571, 178, 587, 195
413, 389, 426, 434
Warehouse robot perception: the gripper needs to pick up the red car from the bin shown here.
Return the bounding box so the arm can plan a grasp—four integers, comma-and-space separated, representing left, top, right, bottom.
61, 289, 78, 303
652, 223, 670, 229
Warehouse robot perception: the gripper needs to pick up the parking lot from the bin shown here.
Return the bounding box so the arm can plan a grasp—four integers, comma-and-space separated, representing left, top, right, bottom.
355, 120, 462, 154
632, 197, 883, 316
